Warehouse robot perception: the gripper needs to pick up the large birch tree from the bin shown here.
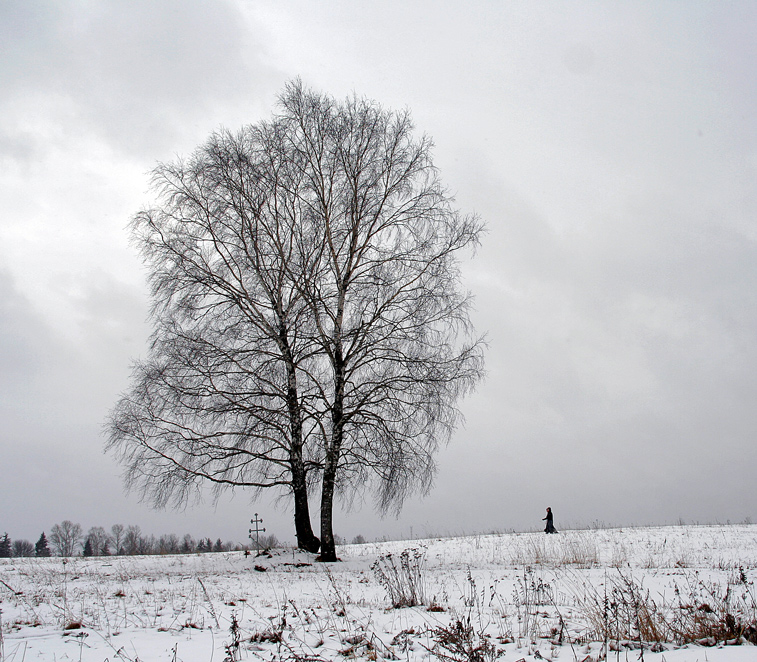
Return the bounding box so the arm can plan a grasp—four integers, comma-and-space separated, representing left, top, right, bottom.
107, 80, 485, 560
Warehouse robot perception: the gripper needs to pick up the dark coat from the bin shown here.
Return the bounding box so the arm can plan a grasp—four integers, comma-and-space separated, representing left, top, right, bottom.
543, 509, 557, 533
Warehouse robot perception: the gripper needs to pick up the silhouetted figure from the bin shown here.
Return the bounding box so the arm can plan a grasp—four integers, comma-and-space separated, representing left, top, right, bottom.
543, 507, 557, 534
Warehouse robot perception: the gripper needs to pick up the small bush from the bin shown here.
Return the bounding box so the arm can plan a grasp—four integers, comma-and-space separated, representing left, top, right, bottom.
371, 548, 426, 608
252, 534, 279, 551
428, 616, 503, 662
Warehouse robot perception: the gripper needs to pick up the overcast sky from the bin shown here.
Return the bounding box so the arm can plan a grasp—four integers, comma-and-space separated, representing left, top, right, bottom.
2, 1, 756, 547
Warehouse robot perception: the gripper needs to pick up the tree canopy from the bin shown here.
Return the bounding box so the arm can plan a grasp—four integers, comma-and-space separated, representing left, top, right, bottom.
107, 80, 485, 560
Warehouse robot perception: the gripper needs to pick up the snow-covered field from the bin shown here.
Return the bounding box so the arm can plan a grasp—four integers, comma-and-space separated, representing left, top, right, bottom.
2, 524, 757, 661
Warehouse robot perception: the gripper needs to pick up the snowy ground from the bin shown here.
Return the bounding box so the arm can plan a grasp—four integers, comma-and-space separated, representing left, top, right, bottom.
1, 524, 757, 661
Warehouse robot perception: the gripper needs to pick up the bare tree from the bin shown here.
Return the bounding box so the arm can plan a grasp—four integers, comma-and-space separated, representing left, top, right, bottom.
106, 121, 322, 552
123, 525, 142, 555
50, 520, 83, 557
139, 534, 157, 555
158, 534, 180, 554
85, 526, 110, 556
107, 80, 485, 562
276, 81, 486, 560
110, 524, 125, 555
12, 539, 34, 557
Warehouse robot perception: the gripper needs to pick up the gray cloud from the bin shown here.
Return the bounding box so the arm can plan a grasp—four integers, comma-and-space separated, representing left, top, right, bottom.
0, 0, 277, 157
0, 269, 54, 384
1, 1, 756, 543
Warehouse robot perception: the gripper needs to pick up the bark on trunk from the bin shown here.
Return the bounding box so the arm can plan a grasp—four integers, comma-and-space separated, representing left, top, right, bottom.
317, 446, 339, 561
318, 346, 345, 562
291, 449, 320, 553
284, 334, 319, 553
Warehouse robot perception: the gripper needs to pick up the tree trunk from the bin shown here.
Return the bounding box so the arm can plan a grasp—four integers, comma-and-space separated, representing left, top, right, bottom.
291, 448, 320, 553
318, 351, 345, 562
317, 443, 339, 561
284, 344, 320, 553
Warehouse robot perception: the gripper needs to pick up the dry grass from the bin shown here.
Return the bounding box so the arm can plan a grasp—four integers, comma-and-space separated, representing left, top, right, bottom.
571, 567, 757, 649
507, 532, 598, 568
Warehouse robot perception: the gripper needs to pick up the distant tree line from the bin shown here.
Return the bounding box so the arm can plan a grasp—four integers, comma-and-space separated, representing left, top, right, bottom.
0, 525, 375, 558
0, 522, 252, 558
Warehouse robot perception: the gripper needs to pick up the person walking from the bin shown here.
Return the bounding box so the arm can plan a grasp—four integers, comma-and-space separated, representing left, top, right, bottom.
543, 507, 557, 534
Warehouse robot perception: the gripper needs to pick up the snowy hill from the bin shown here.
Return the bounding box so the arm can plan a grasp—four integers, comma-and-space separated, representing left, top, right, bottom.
1, 524, 756, 661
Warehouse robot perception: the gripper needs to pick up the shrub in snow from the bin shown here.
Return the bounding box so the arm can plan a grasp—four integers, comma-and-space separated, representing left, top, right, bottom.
372, 547, 427, 608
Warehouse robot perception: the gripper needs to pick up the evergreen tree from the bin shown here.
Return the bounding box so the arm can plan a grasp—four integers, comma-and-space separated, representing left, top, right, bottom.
214, 538, 223, 552
35, 532, 51, 557
83, 538, 94, 557
0, 533, 11, 558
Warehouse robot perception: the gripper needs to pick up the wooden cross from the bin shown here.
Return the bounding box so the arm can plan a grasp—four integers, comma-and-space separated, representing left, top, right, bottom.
249, 514, 266, 553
